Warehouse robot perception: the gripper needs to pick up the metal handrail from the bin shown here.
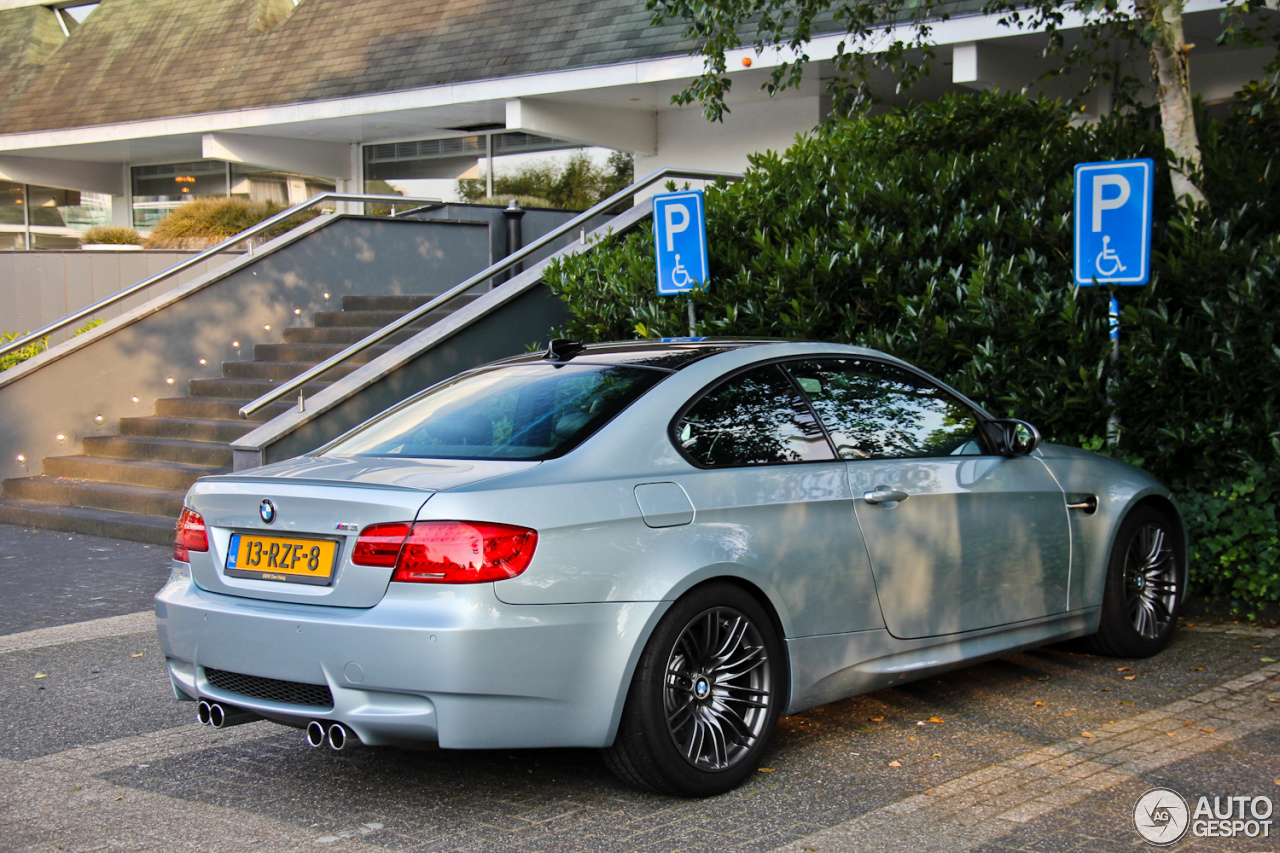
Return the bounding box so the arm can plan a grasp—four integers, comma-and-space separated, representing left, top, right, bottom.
238, 168, 742, 419
0, 192, 443, 361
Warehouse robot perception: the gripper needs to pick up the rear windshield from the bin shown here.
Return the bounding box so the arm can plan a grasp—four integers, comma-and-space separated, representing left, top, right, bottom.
321, 362, 667, 460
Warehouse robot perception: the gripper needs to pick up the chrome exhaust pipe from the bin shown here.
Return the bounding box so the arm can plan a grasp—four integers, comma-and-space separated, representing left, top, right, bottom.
327, 723, 360, 751
305, 720, 327, 748
196, 699, 213, 726
208, 702, 260, 729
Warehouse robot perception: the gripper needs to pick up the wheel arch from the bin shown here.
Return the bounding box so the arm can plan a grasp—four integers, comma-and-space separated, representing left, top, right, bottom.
1128, 492, 1190, 585
601, 570, 793, 747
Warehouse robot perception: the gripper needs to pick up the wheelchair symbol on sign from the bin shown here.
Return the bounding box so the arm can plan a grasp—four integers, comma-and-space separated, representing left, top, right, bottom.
1095, 236, 1127, 277
671, 254, 693, 289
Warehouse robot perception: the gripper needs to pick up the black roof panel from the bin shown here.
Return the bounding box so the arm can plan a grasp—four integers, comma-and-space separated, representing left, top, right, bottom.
497, 339, 784, 371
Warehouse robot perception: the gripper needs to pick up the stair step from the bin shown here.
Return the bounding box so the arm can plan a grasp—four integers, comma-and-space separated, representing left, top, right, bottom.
154, 397, 292, 421
43, 456, 225, 491
341, 294, 452, 312
280, 326, 419, 346
0, 497, 176, 545
83, 435, 234, 468
188, 377, 335, 400
220, 361, 363, 382
119, 416, 258, 443
3, 476, 186, 519
252, 343, 394, 364
312, 308, 456, 328
340, 293, 479, 312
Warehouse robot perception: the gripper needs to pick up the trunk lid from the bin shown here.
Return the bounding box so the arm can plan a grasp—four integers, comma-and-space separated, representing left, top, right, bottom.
183, 457, 537, 607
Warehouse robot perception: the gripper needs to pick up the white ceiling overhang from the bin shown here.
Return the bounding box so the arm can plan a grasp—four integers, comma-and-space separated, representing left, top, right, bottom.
0, 0, 1256, 184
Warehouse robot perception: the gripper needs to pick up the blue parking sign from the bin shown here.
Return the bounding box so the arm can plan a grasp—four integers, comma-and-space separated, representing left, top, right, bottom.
1074, 159, 1154, 286
653, 190, 709, 296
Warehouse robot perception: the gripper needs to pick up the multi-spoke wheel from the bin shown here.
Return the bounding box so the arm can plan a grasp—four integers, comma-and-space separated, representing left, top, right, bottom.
603, 583, 784, 796
1086, 506, 1185, 658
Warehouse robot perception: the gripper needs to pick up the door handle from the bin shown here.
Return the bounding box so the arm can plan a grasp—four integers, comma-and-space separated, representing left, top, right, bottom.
864, 487, 909, 505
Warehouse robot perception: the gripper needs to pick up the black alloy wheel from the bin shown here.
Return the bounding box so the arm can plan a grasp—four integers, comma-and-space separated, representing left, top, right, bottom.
1087, 506, 1185, 658
603, 583, 784, 796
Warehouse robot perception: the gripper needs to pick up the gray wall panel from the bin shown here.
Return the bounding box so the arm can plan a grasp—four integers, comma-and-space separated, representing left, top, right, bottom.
0, 216, 492, 483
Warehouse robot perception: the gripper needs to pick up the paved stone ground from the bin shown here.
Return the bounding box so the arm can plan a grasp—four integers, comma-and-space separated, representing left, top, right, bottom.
0, 523, 1277, 852
0, 524, 170, 634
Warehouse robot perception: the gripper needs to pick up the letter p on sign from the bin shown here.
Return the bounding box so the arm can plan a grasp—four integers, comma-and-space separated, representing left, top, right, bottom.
1092, 174, 1131, 232
664, 203, 690, 252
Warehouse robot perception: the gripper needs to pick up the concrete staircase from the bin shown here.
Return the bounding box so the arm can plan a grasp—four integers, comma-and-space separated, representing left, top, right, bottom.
0, 294, 468, 545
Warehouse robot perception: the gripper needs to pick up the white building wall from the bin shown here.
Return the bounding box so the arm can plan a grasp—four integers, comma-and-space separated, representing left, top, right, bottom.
636, 95, 822, 183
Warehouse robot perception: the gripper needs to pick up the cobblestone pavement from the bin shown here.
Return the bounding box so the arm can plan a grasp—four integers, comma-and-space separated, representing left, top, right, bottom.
0, 524, 170, 634
1, 524, 1278, 852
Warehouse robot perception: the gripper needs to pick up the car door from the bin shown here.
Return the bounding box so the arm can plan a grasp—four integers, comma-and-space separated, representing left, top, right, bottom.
782, 358, 1071, 639
670, 362, 883, 637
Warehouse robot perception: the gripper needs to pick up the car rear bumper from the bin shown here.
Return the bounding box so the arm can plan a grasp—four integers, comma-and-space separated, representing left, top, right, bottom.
155, 569, 664, 749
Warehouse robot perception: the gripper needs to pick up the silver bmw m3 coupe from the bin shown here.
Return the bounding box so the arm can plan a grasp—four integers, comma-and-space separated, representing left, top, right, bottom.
156, 339, 1185, 795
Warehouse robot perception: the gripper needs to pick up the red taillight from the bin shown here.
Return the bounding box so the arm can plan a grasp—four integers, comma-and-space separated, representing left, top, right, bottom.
352, 520, 537, 584
173, 508, 208, 562
351, 521, 412, 567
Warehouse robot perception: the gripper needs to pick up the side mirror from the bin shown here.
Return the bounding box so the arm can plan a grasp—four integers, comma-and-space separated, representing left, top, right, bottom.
990, 419, 1041, 457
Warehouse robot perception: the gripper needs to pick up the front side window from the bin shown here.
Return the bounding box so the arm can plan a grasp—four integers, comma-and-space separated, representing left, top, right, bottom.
323, 363, 665, 460
782, 359, 985, 459
675, 365, 835, 467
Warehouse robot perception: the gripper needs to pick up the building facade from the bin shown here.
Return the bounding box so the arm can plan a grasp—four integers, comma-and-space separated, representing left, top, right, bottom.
0, 0, 1270, 249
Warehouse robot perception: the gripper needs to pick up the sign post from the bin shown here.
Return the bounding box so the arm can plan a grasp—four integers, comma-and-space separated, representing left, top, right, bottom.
653, 190, 709, 335
1074, 158, 1154, 447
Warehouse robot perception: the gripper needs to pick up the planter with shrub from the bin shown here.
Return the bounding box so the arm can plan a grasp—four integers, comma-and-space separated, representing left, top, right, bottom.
78, 225, 144, 250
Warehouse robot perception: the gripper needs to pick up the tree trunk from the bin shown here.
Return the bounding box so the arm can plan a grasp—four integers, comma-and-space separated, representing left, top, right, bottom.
1138, 0, 1208, 207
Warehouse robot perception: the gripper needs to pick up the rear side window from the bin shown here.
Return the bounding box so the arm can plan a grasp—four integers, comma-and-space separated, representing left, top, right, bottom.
323, 363, 666, 460
674, 364, 835, 467
782, 359, 986, 459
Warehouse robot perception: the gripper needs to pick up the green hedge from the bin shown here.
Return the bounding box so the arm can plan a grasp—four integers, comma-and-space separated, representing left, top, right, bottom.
543, 87, 1280, 613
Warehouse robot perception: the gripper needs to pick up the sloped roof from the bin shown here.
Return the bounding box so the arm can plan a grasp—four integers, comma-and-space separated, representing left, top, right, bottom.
0, 0, 697, 135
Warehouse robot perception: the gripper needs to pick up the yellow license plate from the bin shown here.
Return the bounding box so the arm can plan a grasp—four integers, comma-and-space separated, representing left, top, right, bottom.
225, 533, 339, 585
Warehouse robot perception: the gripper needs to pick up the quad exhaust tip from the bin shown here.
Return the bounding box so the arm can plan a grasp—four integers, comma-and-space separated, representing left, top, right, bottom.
303, 720, 361, 751
196, 699, 260, 729
305, 720, 327, 748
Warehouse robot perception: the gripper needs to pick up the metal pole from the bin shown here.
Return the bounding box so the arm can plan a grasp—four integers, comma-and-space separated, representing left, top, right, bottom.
496, 200, 525, 287
485, 134, 494, 199
1107, 295, 1121, 449
21, 183, 30, 250
688, 300, 696, 337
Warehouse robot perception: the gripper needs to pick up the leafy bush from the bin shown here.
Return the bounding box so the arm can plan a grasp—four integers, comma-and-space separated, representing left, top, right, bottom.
79, 225, 144, 246
1180, 464, 1280, 608
543, 88, 1280, 609
1, 319, 105, 372
144, 198, 317, 249
462, 195, 558, 210
0, 332, 46, 371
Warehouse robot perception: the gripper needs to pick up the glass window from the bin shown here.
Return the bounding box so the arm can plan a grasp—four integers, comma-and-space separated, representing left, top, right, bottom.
0, 182, 24, 249
131, 161, 227, 229
783, 359, 986, 459
323, 362, 666, 461
0, 183, 105, 249
675, 365, 835, 467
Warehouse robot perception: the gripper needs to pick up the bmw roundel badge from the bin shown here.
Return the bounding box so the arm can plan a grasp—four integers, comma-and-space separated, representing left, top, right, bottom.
259, 499, 277, 524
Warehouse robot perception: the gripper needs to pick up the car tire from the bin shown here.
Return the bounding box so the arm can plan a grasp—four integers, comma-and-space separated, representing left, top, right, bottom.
602, 583, 785, 796
1085, 506, 1185, 658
